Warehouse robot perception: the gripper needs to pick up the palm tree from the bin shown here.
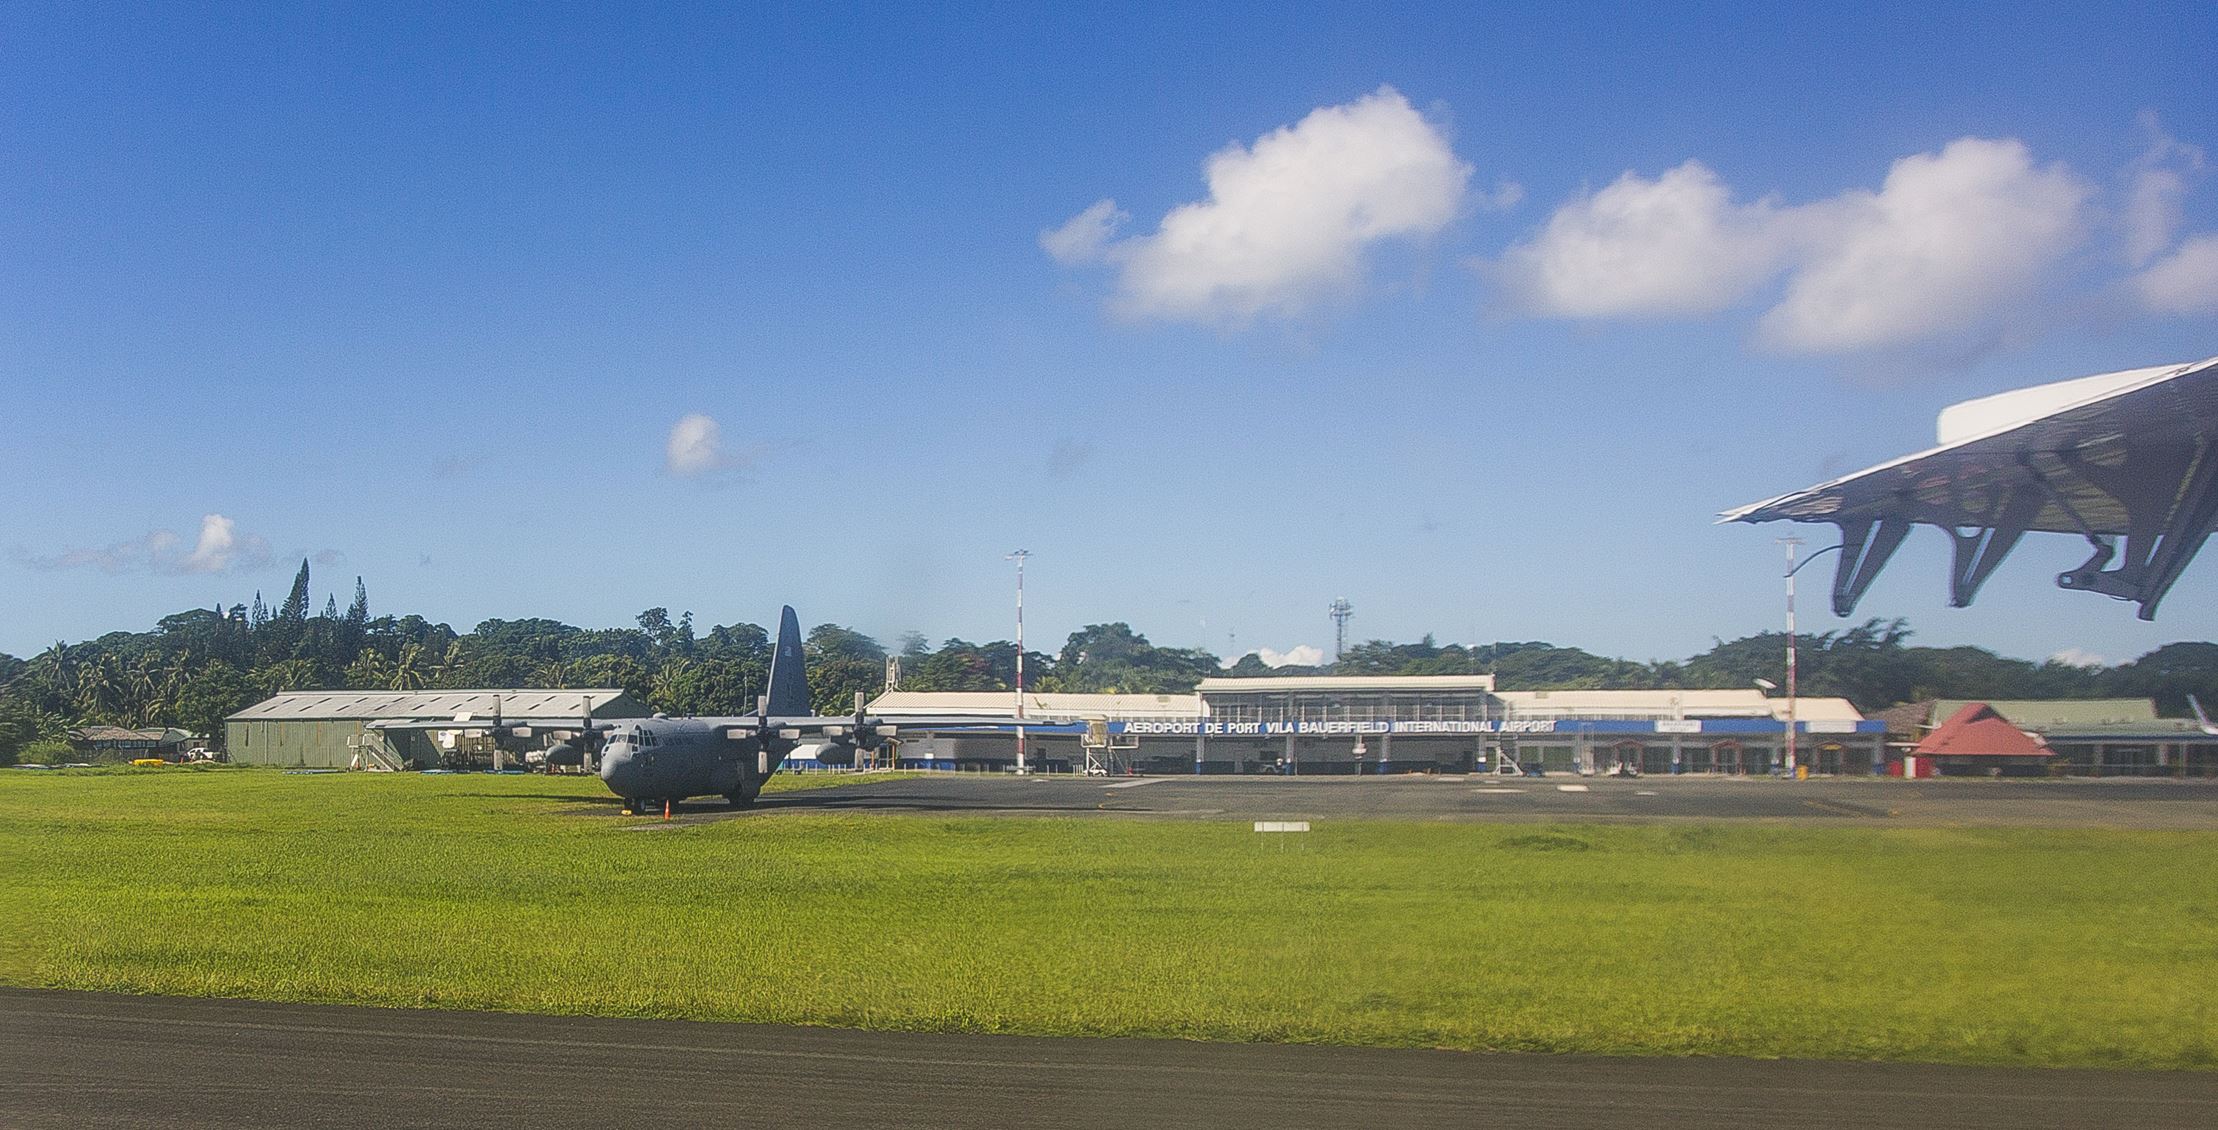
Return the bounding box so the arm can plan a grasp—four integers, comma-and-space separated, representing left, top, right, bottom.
74, 657, 119, 720
429, 641, 464, 689
30, 642, 75, 704
160, 652, 195, 710
345, 648, 390, 690
124, 655, 162, 726
390, 644, 427, 692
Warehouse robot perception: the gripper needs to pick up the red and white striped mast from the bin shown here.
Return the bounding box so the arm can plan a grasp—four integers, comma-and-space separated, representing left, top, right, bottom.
1007, 549, 1031, 774
1781, 536, 1801, 776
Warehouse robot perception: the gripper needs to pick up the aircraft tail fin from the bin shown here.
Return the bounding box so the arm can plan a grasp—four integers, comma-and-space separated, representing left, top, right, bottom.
2191, 694, 2218, 736
765, 605, 811, 717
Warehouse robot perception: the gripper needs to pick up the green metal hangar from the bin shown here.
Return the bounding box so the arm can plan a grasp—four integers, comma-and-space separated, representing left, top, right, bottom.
225, 689, 646, 769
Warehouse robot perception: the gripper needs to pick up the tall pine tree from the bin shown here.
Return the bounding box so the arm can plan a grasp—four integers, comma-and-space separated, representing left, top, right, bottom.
279, 559, 311, 622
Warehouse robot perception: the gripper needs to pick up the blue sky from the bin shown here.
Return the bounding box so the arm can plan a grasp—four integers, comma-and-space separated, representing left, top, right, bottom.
3, 2, 2215, 668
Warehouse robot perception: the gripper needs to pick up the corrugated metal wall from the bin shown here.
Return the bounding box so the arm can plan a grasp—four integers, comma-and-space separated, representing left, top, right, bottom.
223, 720, 438, 768
226, 720, 364, 767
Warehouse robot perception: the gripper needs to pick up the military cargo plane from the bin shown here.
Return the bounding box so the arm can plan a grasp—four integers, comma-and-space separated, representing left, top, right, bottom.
368, 606, 999, 814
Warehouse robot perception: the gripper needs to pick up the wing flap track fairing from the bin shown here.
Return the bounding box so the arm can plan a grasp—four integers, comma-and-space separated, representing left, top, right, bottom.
1725, 356, 2218, 620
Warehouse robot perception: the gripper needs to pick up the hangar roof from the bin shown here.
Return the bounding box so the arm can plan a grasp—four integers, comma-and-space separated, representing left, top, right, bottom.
229, 689, 640, 722
870, 687, 1864, 724
1196, 675, 1496, 693
69, 726, 192, 743
1928, 699, 2156, 728
868, 691, 1200, 719
1496, 689, 1863, 723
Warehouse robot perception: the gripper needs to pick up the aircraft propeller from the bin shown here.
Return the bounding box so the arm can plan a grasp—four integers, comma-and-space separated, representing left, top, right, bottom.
787, 693, 891, 768
540, 695, 612, 770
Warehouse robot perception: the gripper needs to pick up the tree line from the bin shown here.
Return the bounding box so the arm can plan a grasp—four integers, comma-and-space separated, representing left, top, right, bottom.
4, 559, 2215, 764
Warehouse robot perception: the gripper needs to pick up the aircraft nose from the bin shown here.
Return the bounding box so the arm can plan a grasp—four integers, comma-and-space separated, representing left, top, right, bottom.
599, 747, 637, 795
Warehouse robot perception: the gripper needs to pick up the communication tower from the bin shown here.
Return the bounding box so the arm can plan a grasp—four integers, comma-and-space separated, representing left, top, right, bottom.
1328, 598, 1353, 662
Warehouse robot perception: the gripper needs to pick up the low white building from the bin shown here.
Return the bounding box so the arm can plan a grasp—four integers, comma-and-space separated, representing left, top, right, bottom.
869, 677, 1879, 775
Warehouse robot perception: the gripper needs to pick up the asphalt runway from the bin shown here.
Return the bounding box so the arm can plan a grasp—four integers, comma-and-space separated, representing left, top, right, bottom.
6, 990, 2213, 1130
710, 772, 2218, 829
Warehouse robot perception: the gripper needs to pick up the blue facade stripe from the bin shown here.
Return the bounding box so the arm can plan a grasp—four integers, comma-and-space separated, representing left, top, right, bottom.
886, 719, 1882, 737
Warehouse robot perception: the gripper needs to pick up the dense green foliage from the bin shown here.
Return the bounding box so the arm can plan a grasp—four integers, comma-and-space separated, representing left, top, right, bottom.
4, 559, 2216, 765
4, 770, 2213, 1068
1262, 622, 2218, 713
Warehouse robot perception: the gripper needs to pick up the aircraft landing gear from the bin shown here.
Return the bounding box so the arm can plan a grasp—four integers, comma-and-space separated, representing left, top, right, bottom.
727, 780, 761, 809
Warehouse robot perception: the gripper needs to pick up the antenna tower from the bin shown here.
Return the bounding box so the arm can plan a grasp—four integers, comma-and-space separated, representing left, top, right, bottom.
1328, 598, 1353, 662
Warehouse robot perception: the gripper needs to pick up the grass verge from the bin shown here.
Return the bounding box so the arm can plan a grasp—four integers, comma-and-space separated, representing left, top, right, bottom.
3, 768, 2214, 1068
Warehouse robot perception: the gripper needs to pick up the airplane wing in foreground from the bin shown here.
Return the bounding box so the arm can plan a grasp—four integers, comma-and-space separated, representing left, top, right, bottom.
1722, 355, 2218, 620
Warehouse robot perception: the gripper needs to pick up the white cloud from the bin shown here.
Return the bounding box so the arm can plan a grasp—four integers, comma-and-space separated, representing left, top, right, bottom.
2120, 117, 2218, 317
180, 514, 249, 573
1039, 199, 1128, 266
2048, 647, 2107, 669
2132, 233, 2218, 315
25, 513, 272, 575
664, 413, 751, 479
1050, 86, 1472, 325
2122, 113, 2204, 267
2125, 167, 2191, 268
1490, 160, 1794, 318
1758, 139, 2091, 352
1257, 644, 1327, 668
1492, 137, 2092, 354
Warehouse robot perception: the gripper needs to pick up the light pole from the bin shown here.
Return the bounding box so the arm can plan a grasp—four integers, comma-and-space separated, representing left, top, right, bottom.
1007, 549, 1031, 774
1780, 539, 1843, 778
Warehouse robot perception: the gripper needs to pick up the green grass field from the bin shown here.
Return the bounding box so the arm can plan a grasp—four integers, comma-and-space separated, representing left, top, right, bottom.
3, 768, 2214, 1069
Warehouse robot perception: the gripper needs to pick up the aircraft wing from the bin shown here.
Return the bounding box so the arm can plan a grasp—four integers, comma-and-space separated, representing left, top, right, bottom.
722, 714, 1028, 739
365, 717, 604, 733
1722, 355, 2218, 620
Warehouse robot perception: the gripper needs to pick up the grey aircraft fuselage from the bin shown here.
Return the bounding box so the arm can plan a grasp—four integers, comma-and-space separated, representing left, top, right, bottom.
586, 605, 870, 814
595, 715, 782, 810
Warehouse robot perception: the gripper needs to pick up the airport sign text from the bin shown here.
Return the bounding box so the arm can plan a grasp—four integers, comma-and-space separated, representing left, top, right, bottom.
1118, 719, 1561, 736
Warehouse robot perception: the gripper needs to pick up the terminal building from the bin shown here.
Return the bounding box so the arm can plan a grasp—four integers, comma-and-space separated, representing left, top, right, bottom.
869, 675, 1883, 775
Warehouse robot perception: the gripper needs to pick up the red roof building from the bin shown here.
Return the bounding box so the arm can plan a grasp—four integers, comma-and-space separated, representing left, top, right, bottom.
1900, 703, 2055, 776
